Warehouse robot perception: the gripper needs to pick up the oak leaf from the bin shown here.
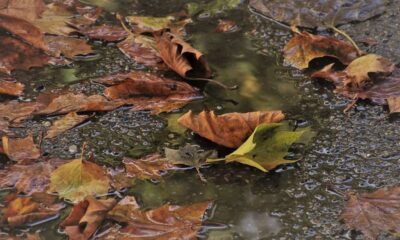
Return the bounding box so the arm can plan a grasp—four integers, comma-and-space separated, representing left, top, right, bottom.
60, 197, 116, 240
341, 187, 400, 239
0, 78, 24, 97
283, 31, 359, 70
45, 112, 90, 139
49, 157, 110, 202
154, 29, 212, 79
123, 153, 175, 181
177, 110, 285, 148
2, 135, 41, 162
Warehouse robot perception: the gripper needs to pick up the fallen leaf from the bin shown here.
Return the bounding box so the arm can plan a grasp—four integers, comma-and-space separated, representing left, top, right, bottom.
208, 123, 305, 172
49, 156, 110, 202
102, 196, 210, 240
178, 110, 285, 148
187, 0, 241, 16
249, 0, 387, 28
126, 15, 192, 35
2, 135, 41, 162
215, 19, 237, 33
283, 31, 359, 70
78, 25, 128, 42
388, 97, 400, 114
0, 78, 24, 96
123, 153, 175, 181
117, 34, 165, 68
45, 112, 90, 139
341, 187, 400, 239
154, 29, 212, 79
44, 35, 93, 58
60, 197, 116, 240
165, 144, 217, 181
0, 159, 65, 195
34, 92, 124, 116
0, 101, 42, 124
0, 0, 46, 22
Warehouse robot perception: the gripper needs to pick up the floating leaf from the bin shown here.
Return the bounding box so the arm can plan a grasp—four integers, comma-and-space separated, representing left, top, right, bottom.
49, 156, 110, 202
2, 135, 41, 162
44, 35, 93, 58
283, 31, 359, 70
208, 123, 305, 172
60, 197, 116, 240
45, 112, 90, 139
341, 187, 400, 239
123, 153, 175, 181
178, 110, 285, 148
154, 29, 212, 79
0, 78, 24, 97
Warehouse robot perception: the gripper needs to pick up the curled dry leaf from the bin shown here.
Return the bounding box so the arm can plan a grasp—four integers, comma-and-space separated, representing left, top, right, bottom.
101, 196, 210, 240
49, 156, 110, 202
0, 159, 65, 195
283, 31, 359, 70
45, 112, 90, 139
60, 197, 116, 240
2, 135, 41, 162
44, 35, 93, 58
178, 110, 285, 148
154, 29, 212, 79
341, 187, 400, 239
78, 25, 128, 42
123, 153, 175, 181
0, 78, 24, 97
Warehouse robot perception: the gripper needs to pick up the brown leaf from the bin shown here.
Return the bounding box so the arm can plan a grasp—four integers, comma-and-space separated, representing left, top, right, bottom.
78, 25, 128, 42
45, 112, 90, 139
34, 92, 124, 116
178, 110, 285, 148
117, 35, 165, 68
0, 101, 42, 124
154, 30, 212, 79
0, 0, 46, 22
341, 187, 400, 239
2, 135, 41, 162
388, 97, 400, 114
215, 19, 237, 33
60, 197, 116, 240
44, 35, 93, 58
0, 159, 65, 195
125, 15, 192, 36
283, 31, 359, 70
102, 196, 210, 240
0, 78, 24, 96
123, 153, 175, 181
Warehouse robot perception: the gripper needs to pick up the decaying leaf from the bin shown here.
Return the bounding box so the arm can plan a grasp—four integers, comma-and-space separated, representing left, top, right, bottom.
78, 25, 128, 42
45, 35, 93, 58
102, 196, 210, 240
123, 153, 175, 181
126, 15, 192, 35
341, 187, 400, 239
388, 97, 400, 114
249, 0, 388, 28
45, 112, 90, 139
187, 0, 241, 16
2, 135, 41, 162
154, 29, 212, 79
178, 110, 285, 148
0, 78, 24, 96
49, 156, 110, 202
165, 144, 217, 181
0, 159, 65, 195
60, 197, 116, 240
208, 123, 305, 172
283, 31, 359, 70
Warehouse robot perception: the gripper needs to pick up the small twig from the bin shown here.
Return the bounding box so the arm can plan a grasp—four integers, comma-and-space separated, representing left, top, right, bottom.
328, 25, 363, 56
185, 77, 238, 90
343, 99, 358, 113
116, 14, 134, 37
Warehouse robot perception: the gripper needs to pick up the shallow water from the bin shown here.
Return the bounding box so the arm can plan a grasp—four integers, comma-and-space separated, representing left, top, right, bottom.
2, 0, 400, 239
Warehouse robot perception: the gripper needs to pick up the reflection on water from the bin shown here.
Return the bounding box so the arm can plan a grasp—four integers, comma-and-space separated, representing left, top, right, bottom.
235, 211, 282, 239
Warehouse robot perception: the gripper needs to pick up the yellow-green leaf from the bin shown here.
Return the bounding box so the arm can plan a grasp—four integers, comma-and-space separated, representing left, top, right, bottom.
207, 123, 305, 172
49, 157, 109, 202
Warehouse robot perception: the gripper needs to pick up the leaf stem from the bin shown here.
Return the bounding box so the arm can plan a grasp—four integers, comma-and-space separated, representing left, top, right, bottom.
185, 77, 238, 90
329, 25, 363, 56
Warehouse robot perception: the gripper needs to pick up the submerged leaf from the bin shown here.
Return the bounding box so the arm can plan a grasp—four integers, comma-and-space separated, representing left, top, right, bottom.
178, 110, 285, 148
123, 153, 175, 181
45, 112, 90, 139
2, 135, 41, 162
341, 187, 400, 239
208, 123, 305, 172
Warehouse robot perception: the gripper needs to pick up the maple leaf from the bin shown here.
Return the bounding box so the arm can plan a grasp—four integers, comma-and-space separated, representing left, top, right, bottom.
2, 135, 41, 162
208, 123, 305, 172
341, 187, 400, 239
45, 112, 90, 139
177, 110, 285, 148
49, 156, 110, 202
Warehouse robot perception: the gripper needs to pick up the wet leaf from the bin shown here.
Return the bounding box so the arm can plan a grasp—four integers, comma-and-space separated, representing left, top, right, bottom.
0, 101, 42, 124
49, 156, 110, 202
208, 123, 305, 172
283, 31, 359, 70
154, 29, 212, 79
215, 19, 237, 33
2, 135, 41, 162
187, 0, 241, 16
341, 187, 400, 239
60, 197, 116, 240
0, 159, 65, 195
79, 25, 128, 42
45, 112, 90, 139
0, 0, 46, 22
123, 153, 175, 181
102, 196, 210, 240
165, 144, 217, 181
44, 35, 93, 58
388, 97, 400, 114
126, 15, 192, 35
178, 110, 285, 148
0, 78, 24, 97
249, 0, 388, 28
